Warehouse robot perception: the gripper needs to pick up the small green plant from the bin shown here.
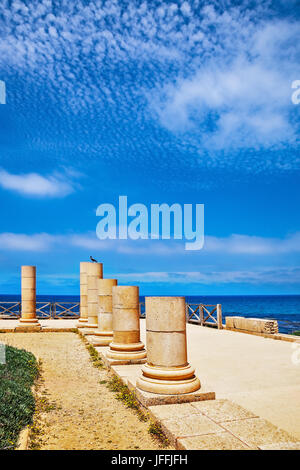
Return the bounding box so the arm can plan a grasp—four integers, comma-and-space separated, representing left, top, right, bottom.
292, 330, 300, 336
107, 375, 147, 421
77, 333, 105, 369
0, 345, 39, 450
148, 421, 169, 446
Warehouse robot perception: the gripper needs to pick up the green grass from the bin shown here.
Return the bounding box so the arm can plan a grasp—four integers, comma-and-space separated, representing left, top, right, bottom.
0, 345, 39, 450
292, 331, 300, 336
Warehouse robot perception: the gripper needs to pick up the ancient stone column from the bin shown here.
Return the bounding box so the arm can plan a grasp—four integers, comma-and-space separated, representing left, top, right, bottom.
19, 266, 40, 327
137, 297, 200, 394
106, 286, 146, 361
92, 278, 117, 346
86, 262, 103, 328
77, 261, 90, 328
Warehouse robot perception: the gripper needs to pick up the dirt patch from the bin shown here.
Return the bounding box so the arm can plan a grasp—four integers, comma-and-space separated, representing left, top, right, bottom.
0, 332, 170, 450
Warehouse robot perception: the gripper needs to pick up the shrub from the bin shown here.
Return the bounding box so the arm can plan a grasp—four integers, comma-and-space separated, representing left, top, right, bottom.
0, 345, 38, 450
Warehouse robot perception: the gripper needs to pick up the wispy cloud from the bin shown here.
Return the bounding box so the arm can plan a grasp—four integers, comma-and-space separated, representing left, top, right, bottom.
0, 230, 299, 257
0, 232, 55, 251
0, 168, 78, 197
204, 233, 300, 255
70, 231, 300, 256
117, 267, 300, 285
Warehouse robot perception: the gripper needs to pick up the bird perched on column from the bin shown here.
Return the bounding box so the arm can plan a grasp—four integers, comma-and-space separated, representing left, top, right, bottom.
90, 256, 98, 263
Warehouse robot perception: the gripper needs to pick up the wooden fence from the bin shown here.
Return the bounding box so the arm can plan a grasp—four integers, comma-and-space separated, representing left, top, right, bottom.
186, 303, 223, 329
140, 302, 222, 329
0, 301, 222, 328
0, 302, 80, 319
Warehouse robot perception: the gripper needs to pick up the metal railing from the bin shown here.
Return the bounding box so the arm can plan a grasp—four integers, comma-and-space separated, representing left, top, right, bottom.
0, 301, 222, 328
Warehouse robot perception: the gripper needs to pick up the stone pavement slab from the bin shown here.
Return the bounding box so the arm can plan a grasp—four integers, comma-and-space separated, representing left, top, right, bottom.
258, 442, 300, 450
177, 432, 251, 450
222, 417, 299, 448
148, 399, 300, 449
190, 398, 258, 422
129, 381, 215, 407
158, 413, 221, 445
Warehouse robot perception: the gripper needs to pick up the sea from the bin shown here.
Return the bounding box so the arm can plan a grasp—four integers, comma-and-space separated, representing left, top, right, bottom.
1, 294, 300, 335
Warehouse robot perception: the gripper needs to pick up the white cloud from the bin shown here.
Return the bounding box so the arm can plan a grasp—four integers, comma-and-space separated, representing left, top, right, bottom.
117, 267, 300, 285
70, 231, 300, 256
70, 234, 109, 250
152, 50, 298, 152
147, 14, 300, 164
0, 232, 55, 251
0, 230, 299, 258
0, 169, 77, 197
204, 233, 300, 255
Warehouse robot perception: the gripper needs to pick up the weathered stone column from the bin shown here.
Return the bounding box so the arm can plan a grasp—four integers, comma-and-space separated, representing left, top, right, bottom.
77, 261, 90, 328
92, 278, 117, 346
86, 262, 103, 329
106, 286, 146, 362
137, 297, 200, 394
19, 266, 40, 327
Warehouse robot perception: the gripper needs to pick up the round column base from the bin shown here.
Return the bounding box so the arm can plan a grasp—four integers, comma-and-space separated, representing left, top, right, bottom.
137, 375, 200, 395
109, 341, 145, 352
106, 342, 146, 361
19, 318, 39, 324
77, 318, 88, 328
91, 336, 112, 346
137, 363, 201, 395
93, 330, 113, 337
18, 319, 41, 328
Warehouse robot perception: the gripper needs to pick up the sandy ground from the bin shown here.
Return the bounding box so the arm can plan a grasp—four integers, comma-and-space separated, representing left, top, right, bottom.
0, 332, 167, 450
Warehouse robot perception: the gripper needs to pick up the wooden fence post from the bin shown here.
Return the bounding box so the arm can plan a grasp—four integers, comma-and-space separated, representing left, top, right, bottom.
217, 304, 223, 329
200, 305, 204, 326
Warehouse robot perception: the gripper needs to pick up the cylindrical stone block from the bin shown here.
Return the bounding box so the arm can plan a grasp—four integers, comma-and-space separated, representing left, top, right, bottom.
77, 262, 90, 327
136, 297, 200, 395
92, 278, 117, 346
106, 286, 146, 361
19, 266, 40, 326
86, 262, 103, 328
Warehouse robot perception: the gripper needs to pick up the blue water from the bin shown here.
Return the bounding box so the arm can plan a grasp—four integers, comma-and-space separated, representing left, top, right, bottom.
142, 295, 300, 334
1, 294, 300, 335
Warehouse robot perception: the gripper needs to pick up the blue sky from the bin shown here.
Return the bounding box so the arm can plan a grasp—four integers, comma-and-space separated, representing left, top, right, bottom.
0, 0, 300, 295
